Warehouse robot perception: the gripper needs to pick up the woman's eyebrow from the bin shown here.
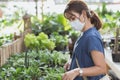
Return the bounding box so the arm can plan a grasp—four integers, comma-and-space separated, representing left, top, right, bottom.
67, 12, 75, 16
66, 12, 76, 19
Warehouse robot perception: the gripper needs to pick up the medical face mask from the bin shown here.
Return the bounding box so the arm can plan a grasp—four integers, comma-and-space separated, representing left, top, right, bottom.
70, 19, 85, 31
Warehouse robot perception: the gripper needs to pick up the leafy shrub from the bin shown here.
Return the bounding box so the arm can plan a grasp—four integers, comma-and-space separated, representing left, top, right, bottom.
0, 50, 69, 80
24, 32, 55, 50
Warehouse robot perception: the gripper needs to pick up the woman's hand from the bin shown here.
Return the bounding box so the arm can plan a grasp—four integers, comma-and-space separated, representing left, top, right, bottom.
64, 59, 71, 71
62, 68, 79, 80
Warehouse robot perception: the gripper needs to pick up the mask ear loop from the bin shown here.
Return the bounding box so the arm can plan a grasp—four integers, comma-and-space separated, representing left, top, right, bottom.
79, 13, 86, 24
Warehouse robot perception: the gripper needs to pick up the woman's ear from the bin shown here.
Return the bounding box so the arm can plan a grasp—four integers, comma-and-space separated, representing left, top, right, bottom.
80, 10, 88, 23
79, 10, 86, 22
82, 10, 87, 18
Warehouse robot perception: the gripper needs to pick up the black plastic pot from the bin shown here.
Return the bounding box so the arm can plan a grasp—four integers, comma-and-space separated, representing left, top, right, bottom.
112, 54, 120, 62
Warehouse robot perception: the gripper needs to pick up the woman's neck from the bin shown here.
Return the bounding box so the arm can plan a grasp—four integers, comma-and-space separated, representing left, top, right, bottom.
82, 18, 94, 32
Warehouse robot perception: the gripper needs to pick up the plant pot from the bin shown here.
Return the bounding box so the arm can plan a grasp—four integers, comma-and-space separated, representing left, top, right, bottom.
112, 54, 120, 62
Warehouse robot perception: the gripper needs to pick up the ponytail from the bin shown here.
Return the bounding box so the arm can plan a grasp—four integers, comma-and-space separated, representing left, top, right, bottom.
89, 10, 102, 30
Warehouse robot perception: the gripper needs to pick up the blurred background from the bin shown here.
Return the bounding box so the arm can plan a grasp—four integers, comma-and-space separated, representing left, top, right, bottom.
0, 0, 120, 80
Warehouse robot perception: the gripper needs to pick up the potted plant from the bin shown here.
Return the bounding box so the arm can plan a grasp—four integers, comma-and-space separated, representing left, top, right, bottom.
112, 27, 120, 62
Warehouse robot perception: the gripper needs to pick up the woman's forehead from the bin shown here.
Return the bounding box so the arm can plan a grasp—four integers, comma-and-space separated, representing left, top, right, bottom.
65, 11, 79, 19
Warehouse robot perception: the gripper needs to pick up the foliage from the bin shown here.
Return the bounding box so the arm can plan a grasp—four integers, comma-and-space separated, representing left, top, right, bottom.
95, 3, 120, 34
24, 33, 39, 49
96, 3, 113, 17
24, 32, 55, 50
50, 32, 69, 51
57, 14, 71, 31
99, 11, 120, 35
31, 13, 70, 36
0, 34, 14, 46
31, 16, 42, 35
42, 67, 64, 80
0, 50, 69, 80
69, 30, 80, 42
102, 14, 118, 29
41, 13, 61, 35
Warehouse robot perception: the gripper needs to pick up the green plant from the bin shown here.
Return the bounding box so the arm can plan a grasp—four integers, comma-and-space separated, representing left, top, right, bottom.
0, 33, 14, 46
24, 33, 39, 49
31, 16, 42, 35
95, 5, 120, 35
24, 66, 42, 80
43, 67, 64, 80
0, 50, 69, 80
99, 11, 120, 35
24, 32, 55, 50
31, 13, 70, 36
50, 32, 68, 51
37, 32, 55, 50
51, 51, 69, 66
96, 3, 113, 18
57, 14, 71, 31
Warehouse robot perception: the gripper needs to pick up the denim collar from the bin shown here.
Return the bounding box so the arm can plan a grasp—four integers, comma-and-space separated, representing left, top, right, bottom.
83, 27, 96, 35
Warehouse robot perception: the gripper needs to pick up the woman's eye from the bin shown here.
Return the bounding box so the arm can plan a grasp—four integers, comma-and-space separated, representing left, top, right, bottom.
71, 17, 76, 21
66, 15, 76, 21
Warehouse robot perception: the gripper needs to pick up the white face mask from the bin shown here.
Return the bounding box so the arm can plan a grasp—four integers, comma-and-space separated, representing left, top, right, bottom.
70, 19, 85, 31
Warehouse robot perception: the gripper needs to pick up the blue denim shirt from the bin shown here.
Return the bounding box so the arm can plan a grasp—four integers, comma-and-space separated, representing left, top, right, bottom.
70, 27, 105, 80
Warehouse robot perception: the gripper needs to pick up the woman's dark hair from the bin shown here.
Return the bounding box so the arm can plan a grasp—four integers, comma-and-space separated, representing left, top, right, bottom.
64, 0, 102, 30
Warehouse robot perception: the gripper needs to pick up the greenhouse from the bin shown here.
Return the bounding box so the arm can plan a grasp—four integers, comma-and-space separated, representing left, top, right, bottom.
0, 0, 120, 80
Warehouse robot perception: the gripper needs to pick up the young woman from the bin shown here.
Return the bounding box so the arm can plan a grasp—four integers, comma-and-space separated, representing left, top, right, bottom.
62, 0, 107, 80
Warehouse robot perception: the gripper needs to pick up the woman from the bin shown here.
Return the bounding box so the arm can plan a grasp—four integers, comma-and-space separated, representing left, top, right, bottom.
62, 0, 107, 80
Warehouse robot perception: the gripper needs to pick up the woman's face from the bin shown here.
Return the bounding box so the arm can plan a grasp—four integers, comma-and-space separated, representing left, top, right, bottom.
65, 11, 86, 31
